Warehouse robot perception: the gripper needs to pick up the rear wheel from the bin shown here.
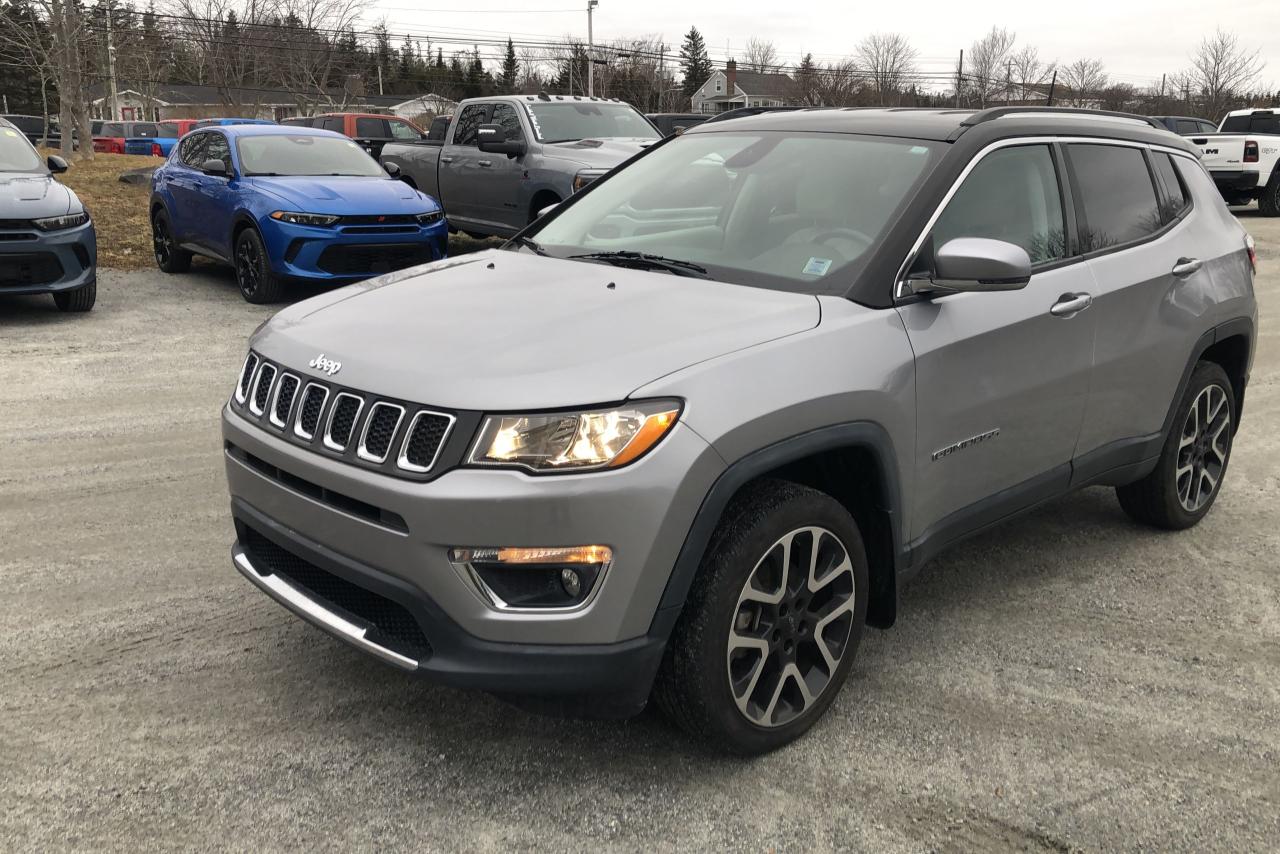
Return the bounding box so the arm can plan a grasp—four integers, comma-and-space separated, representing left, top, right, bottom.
52, 280, 96, 312
655, 479, 868, 754
1259, 175, 1280, 217
234, 227, 286, 304
1117, 361, 1235, 529
152, 208, 191, 273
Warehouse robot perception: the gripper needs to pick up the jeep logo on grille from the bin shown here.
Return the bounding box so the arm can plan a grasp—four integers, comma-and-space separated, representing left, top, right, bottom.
308, 353, 342, 376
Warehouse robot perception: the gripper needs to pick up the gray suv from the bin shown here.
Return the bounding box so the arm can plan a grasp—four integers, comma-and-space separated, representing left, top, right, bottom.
223, 107, 1257, 754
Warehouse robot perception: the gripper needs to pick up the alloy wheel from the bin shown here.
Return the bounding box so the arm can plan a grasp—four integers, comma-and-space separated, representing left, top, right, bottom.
1177, 383, 1231, 512
153, 217, 171, 265
726, 526, 856, 728
236, 237, 261, 298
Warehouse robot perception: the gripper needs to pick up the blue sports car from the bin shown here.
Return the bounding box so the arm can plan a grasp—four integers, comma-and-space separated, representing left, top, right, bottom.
149, 124, 446, 303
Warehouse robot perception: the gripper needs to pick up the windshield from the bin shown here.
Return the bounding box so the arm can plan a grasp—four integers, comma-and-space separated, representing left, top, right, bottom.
236, 134, 384, 177
527, 131, 940, 292
0, 126, 42, 171
524, 102, 658, 143
158, 122, 181, 137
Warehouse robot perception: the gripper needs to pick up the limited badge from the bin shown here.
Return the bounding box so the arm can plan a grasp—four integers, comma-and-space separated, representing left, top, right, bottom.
802, 257, 832, 276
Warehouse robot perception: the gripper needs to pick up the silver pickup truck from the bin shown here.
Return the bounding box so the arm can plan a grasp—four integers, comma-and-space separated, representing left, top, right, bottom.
379, 94, 660, 238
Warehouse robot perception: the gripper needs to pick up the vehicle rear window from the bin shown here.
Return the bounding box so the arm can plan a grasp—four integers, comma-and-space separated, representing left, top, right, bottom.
355, 117, 389, 138
1220, 115, 1247, 132
1067, 144, 1162, 251
1150, 153, 1190, 223
1249, 113, 1279, 134
158, 122, 181, 137
100, 123, 125, 136
132, 123, 159, 137
929, 144, 1066, 265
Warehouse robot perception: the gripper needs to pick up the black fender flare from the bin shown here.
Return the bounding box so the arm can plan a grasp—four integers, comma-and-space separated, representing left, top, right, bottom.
1160, 316, 1254, 441
646, 421, 905, 642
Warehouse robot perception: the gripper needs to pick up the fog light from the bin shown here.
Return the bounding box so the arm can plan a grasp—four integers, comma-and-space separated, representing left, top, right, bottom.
448, 545, 612, 610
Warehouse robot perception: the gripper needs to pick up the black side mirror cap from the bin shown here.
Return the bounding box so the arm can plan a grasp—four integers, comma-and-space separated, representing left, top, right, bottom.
47, 155, 69, 173
383, 161, 401, 177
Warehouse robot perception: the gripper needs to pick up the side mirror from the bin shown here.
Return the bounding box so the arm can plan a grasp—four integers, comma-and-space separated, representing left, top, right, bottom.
912, 237, 1032, 294
201, 158, 229, 178
46, 155, 69, 173
383, 161, 401, 177
477, 123, 526, 156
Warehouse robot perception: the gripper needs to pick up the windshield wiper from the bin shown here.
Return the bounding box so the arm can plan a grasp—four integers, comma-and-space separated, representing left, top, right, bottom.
567, 251, 710, 278
509, 235, 548, 255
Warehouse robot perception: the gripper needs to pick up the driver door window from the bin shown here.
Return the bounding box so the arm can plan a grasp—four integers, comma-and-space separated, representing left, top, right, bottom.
490, 104, 524, 142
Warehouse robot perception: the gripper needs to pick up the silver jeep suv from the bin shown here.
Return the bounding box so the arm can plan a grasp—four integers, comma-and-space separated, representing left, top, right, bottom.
223, 107, 1257, 754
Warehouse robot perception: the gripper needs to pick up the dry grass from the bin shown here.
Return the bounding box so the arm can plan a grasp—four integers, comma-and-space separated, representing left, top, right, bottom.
42, 150, 501, 270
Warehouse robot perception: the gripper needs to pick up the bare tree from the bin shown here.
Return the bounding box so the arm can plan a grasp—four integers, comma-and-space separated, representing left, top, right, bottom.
812, 59, 864, 108
275, 0, 369, 110
1009, 45, 1054, 102
967, 26, 1016, 107
854, 32, 917, 106
1184, 29, 1264, 121
742, 37, 778, 73
1059, 58, 1108, 107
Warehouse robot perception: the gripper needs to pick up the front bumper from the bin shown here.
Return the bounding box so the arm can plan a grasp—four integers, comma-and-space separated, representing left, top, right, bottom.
0, 221, 96, 296
222, 402, 724, 700
263, 218, 448, 283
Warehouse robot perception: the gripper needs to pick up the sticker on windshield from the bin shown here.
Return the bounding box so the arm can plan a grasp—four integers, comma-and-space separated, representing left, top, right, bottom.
803, 257, 832, 276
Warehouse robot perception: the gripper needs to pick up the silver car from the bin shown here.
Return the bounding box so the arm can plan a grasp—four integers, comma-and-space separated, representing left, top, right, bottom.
223, 107, 1257, 754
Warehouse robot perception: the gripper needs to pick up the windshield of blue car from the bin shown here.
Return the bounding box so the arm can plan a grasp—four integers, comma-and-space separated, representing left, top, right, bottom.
0, 126, 42, 171
236, 134, 385, 177
524, 102, 659, 143
526, 132, 941, 293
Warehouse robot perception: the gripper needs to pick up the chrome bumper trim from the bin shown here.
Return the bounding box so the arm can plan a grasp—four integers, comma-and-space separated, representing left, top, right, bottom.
233, 546, 418, 671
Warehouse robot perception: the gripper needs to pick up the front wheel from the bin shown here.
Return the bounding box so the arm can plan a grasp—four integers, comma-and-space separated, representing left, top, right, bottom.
1117, 361, 1236, 529
52, 280, 96, 312
234, 227, 285, 304
655, 479, 869, 754
152, 208, 191, 273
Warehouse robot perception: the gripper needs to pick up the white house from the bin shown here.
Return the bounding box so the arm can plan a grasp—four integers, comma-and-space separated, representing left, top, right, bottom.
691, 60, 797, 115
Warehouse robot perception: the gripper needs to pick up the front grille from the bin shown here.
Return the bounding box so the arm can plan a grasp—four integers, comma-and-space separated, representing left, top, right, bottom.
294, 383, 327, 439
251, 364, 277, 415
359, 403, 404, 462
0, 233, 37, 242
237, 354, 260, 402
243, 526, 430, 658
0, 219, 33, 229
401, 411, 452, 471
337, 214, 418, 225
325, 393, 362, 450
0, 252, 63, 287
316, 243, 434, 276
271, 374, 300, 428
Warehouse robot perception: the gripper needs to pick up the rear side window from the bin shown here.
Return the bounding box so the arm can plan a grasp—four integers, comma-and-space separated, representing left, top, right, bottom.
929, 144, 1066, 265
1174, 119, 1200, 135
1220, 115, 1247, 132
1150, 153, 1190, 223
355, 117, 389, 138
1249, 113, 1280, 134
1067, 144, 1162, 252
389, 119, 420, 141
320, 116, 344, 133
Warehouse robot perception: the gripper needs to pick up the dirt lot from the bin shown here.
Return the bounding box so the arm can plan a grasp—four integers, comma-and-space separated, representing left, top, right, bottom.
1, 215, 1277, 851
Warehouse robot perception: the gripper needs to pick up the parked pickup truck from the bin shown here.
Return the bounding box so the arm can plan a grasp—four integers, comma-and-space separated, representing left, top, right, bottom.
1191, 108, 1280, 215
380, 94, 660, 238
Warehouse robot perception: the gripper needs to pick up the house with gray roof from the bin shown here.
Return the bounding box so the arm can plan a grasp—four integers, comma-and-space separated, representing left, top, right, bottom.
690, 60, 797, 114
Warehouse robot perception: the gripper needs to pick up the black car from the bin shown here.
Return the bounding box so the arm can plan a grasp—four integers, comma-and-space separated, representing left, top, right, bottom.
1150, 115, 1219, 136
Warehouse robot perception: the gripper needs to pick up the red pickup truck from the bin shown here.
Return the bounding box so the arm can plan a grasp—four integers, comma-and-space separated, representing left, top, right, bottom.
281, 112, 426, 158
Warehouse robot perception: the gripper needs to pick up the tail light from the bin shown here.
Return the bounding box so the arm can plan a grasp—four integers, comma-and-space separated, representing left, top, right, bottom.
1245, 233, 1257, 275
151, 142, 162, 157
1244, 141, 1259, 163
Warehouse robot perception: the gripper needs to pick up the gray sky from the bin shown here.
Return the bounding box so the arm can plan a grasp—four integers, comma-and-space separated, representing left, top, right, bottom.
368, 0, 1278, 91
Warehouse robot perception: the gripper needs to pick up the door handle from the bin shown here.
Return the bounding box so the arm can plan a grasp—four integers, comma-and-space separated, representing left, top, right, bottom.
440, 156, 453, 164
1050, 292, 1093, 318
477, 159, 493, 167
1172, 257, 1202, 278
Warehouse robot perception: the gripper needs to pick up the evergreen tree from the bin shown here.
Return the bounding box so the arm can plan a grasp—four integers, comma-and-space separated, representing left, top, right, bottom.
679, 26, 713, 101
500, 37, 518, 92
796, 52, 817, 104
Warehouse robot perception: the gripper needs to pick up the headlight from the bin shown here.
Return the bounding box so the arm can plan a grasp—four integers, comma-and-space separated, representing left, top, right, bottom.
416, 211, 443, 225
32, 211, 89, 230
468, 400, 681, 472
572, 169, 607, 192
269, 211, 339, 226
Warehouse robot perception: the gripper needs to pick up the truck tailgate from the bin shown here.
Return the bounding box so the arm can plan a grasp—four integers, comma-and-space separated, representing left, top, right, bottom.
1191, 135, 1247, 173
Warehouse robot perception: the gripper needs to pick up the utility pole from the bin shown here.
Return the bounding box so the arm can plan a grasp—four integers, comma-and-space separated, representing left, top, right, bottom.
1156, 72, 1166, 111
377, 64, 383, 96
1046, 69, 1057, 106
586, 0, 598, 97
1006, 60, 1012, 104
105, 1, 119, 121
656, 42, 664, 111
954, 50, 963, 108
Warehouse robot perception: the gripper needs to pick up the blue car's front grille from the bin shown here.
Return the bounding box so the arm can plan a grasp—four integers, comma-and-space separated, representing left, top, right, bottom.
336, 214, 419, 226
0, 219, 33, 229
316, 243, 434, 276
0, 253, 63, 287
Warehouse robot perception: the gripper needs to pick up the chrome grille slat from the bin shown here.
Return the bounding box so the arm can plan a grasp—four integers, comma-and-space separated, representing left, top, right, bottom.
293, 383, 329, 441
269, 373, 300, 428
323, 392, 364, 452
236, 353, 259, 404
397, 410, 456, 473
249, 364, 277, 416
358, 403, 405, 463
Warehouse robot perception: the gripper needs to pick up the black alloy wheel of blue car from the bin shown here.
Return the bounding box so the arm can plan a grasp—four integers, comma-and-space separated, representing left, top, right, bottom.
234, 227, 285, 304
151, 208, 191, 274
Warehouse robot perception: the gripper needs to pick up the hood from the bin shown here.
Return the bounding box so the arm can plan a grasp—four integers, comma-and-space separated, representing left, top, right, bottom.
541, 137, 655, 169
254, 249, 820, 410
0, 173, 75, 218
245, 175, 439, 215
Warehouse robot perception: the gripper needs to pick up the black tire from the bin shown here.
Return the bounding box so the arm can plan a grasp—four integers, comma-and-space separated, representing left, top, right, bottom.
234, 227, 286, 304
1117, 361, 1236, 530
152, 208, 191, 273
52, 279, 96, 312
654, 479, 869, 755
1259, 174, 1280, 217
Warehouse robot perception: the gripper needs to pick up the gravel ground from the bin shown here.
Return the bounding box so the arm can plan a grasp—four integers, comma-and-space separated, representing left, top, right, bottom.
1, 216, 1277, 852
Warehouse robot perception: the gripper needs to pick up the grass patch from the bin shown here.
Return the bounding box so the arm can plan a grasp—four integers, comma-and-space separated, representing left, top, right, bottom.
42, 150, 502, 270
